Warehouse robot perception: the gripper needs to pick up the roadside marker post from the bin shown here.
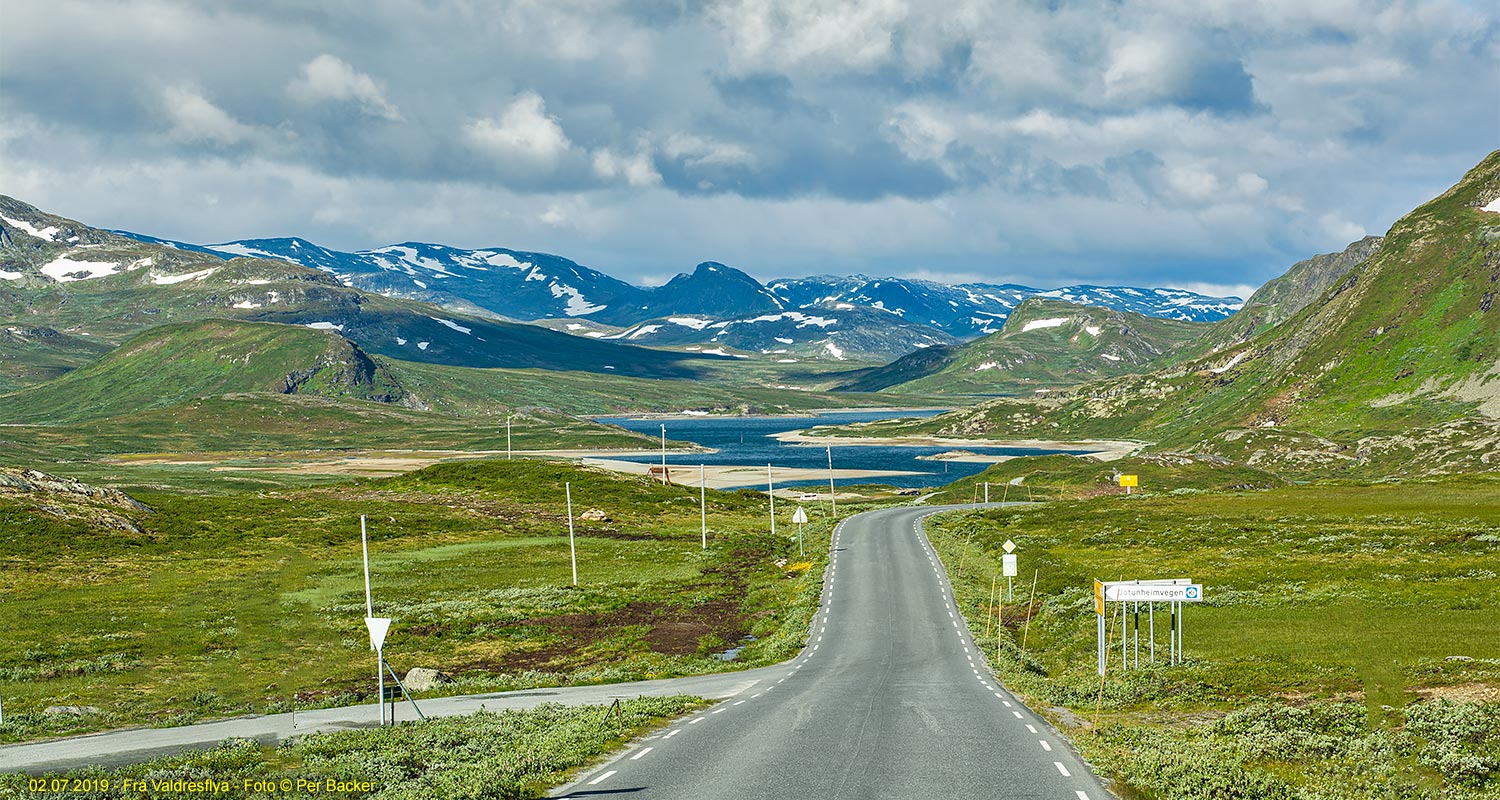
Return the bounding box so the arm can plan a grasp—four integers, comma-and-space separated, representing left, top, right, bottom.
983, 482, 989, 504
792, 506, 808, 557
827, 446, 837, 518
986, 574, 998, 638
506, 414, 513, 460
566, 482, 578, 586
1018, 569, 1039, 667
1002, 540, 1018, 602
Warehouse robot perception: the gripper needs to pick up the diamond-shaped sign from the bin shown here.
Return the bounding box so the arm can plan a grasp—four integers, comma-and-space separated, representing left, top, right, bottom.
365, 617, 391, 651
1002, 540, 1017, 553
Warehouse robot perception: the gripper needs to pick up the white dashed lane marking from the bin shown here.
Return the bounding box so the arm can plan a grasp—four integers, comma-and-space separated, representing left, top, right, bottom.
664, 729, 681, 739
1054, 762, 1071, 777
631, 747, 653, 760
1026, 724, 1038, 734
1039, 740, 1052, 751
588, 770, 617, 785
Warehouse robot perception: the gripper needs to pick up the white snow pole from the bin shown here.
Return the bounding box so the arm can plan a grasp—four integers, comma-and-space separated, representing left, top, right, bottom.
700, 464, 707, 550
566, 482, 578, 586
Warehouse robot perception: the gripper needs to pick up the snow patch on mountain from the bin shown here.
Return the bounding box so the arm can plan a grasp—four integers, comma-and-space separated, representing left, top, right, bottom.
1020, 317, 1070, 332
152, 268, 216, 285
1, 215, 60, 241
431, 317, 473, 335
548, 282, 605, 316
0, 270, 23, 280
41, 257, 120, 282
305, 322, 344, 331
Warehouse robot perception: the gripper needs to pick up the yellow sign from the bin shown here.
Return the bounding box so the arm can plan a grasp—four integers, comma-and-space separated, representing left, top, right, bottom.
1118, 474, 1138, 487
1093, 579, 1105, 616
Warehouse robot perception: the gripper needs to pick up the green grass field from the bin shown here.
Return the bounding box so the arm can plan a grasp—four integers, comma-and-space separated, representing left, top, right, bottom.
0, 460, 852, 744
926, 474, 1500, 799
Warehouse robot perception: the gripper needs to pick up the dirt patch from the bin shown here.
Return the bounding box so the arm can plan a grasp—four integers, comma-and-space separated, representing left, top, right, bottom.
449, 598, 749, 675
1411, 683, 1500, 703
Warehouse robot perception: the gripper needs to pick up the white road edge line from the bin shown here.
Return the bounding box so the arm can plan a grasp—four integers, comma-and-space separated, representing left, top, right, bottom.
588, 770, 617, 785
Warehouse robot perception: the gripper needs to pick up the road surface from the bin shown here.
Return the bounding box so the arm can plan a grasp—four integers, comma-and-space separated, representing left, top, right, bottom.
549, 504, 1111, 799
3, 504, 1112, 800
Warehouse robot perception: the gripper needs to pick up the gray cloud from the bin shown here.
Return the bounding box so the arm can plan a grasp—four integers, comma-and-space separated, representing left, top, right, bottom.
1, 0, 1495, 294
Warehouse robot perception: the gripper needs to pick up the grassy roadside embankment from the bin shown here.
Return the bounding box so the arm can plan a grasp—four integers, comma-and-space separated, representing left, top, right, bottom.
0, 459, 856, 744
926, 474, 1500, 799
2, 697, 706, 799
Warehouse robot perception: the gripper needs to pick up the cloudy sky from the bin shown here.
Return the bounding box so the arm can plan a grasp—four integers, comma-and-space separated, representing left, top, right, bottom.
3, 1, 1496, 296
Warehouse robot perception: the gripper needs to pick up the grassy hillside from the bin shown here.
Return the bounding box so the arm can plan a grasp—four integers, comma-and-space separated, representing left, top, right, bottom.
0, 459, 862, 743
926, 476, 1500, 799
815, 151, 1500, 478
932, 452, 1286, 503
0, 320, 412, 423
0, 326, 112, 393
836, 298, 1206, 395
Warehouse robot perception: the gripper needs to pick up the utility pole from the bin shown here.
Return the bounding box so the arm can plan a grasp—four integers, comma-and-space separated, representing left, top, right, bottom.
700, 463, 707, 550
767, 464, 776, 537
827, 445, 837, 517
566, 482, 578, 586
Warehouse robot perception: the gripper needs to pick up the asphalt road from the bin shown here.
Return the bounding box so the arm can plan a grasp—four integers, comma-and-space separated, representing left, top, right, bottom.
550, 505, 1112, 800
4, 504, 1112, 800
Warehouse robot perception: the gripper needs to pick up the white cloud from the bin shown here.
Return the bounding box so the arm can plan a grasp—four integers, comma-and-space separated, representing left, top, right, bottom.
463, 92, 572, 167
662, 133, 755, 168
592, 148, 662, 187
1164, 281, 1262, 301
160, 85, 255, 145
287, 54, 402, 121
709, 0, 908, 73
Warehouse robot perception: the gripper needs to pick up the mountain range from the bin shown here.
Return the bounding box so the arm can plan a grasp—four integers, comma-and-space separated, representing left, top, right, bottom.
114, 228, 1244, 361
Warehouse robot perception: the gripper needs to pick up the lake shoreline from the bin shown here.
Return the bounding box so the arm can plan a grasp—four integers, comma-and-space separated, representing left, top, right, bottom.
770, 430, 1146, 461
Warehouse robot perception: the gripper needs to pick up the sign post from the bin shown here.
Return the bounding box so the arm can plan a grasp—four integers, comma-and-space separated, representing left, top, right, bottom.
792, 506, 808, 557
1095, 579, 1203, 671
1118, 474, 1138, 494
361, 515, 393, 726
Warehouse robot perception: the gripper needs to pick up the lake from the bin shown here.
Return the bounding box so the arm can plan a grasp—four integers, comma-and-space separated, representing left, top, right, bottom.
594, 410, 1067, 489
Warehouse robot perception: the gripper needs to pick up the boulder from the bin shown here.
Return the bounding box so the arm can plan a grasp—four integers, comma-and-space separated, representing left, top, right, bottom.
43, 705, 101, 716
580, 508, 610, 522
404, 667, 455, 692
